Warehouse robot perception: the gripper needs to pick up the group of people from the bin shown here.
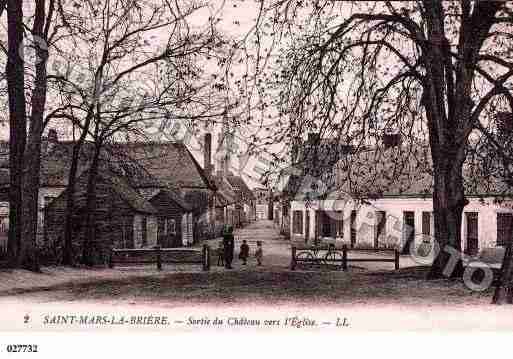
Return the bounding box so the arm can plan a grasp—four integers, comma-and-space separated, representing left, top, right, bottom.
218, 226, 263, 269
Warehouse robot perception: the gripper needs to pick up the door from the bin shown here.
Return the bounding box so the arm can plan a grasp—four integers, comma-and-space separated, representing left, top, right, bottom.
375, 211, 386, 248
402, 211, 415, 254
466, 212, 479, 256
305, 211, 310, 243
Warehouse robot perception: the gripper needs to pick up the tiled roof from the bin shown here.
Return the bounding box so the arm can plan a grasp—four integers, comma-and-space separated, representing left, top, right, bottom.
0, 140, 216, 192
0, 141, 93, 188
111, 142, 216, 190
289, 144, 513, 201
105, 172, 158, 214
211, 175, 237, 206
55, 168, 158, 214
152, 189, 192, 212
226, 175, 256, 201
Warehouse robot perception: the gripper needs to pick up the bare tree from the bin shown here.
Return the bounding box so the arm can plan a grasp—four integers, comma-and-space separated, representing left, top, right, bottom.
46, 0, 225, 265
234, 1, 513, 282
3, 0, 63, 270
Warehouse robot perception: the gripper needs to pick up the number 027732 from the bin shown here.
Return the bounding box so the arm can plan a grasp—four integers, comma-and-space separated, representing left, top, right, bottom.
6, 344, 39, 353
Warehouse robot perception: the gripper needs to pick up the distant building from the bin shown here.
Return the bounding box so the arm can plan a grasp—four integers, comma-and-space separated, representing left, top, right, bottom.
287, 133, 513, 255
254, 187, 271, 220
0, 130, 218, 263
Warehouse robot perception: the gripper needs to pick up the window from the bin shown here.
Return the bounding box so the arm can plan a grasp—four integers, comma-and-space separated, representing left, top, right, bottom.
497, 213, 513, 247
292, 210, 303, 234
335, 211, 343, 238
166, 218, 176, 234
41, 196, 56, 231
141, 216, 147, 247
0, 216, 8, 234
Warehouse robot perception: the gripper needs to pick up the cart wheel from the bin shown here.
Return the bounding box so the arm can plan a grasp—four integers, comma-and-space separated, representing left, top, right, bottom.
296, 251, 314, 267
324, 251, 343, 265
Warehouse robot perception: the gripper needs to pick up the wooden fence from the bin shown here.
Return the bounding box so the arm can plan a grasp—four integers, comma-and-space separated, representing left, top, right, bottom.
109, 245, 211, 271
290, 245, 399, 271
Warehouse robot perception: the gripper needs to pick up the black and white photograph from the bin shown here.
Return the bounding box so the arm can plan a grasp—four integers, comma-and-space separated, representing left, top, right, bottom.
0, 0, 513, 355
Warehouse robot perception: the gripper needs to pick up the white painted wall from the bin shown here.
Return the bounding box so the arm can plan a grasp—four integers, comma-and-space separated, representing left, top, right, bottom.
0, 187, 67, 245
181, 213, 194, 246
291, 197, 513, 252
182, 214, 187, 246
256, 204, 267, 220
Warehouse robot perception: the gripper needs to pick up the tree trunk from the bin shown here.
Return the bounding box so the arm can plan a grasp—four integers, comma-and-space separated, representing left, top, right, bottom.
5, 0, 27, 267
61, 147, 79, 266
428, 160, 466, 279
18, 0, 49, 272
81, 142, 102, 267
62, 112, 94, 266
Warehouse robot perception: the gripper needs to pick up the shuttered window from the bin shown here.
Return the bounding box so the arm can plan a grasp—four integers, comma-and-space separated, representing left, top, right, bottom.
166, 218, 176, 234
292, 211, 303, 234
422, 212, 431, 236
497, 213, 513, 247
336, 211, 343, 238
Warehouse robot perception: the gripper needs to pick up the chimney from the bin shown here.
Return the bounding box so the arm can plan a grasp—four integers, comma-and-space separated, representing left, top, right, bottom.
223, 132, 233, 176
307, 132, 320, 144
204, 133, 212, 175
383, 130, 401, 149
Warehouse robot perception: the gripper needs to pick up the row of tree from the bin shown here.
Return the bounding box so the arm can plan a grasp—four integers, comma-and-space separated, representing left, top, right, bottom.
1, 0, 229, 269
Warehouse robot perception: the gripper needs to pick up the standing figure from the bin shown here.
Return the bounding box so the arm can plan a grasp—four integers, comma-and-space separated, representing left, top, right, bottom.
239, 240, 249, 265
223, 226, 235, 269
255, 241, 263, 266
217, 241, 224, 266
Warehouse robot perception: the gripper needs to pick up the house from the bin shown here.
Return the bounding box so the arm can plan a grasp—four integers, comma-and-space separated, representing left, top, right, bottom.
211, 174, 238, 227
44, 169, 160, 264
0, 131, 91, 244
226, 174, 256, 226
0, 130, 209, 262
113, 140, 217, 228
254, 187, 271, 220
287, 135, 513, 255
202, 129, 256, 228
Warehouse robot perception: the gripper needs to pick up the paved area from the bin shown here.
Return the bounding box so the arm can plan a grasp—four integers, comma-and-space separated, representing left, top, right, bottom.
207, 220, 420, 272
205, 220, 292, 270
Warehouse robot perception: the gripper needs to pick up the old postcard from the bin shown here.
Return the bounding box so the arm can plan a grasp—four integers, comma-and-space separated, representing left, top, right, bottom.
1, 0, 513, 356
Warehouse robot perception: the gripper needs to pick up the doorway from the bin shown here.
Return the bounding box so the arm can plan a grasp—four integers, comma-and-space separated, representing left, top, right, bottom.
402, 211, 415, 254
465, 212, 479, 256
305, 211, 310, 244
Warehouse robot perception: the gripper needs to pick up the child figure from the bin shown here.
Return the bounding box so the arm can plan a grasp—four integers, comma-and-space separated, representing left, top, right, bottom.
217, 241, 224, 267
239, 240, 249, 265
255, 241, 263, 266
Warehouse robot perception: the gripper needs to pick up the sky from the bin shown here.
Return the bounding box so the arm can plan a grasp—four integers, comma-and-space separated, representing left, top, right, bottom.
0, 0, 276, 189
